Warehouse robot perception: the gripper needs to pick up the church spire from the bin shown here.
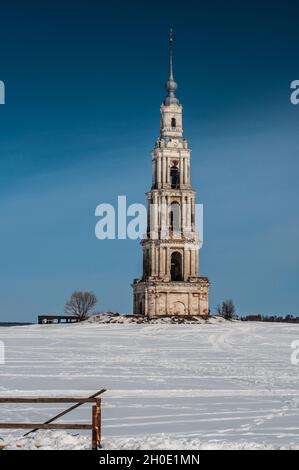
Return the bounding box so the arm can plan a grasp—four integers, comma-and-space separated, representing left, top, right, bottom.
164, 29, 179, 105
169, 28, 174, 80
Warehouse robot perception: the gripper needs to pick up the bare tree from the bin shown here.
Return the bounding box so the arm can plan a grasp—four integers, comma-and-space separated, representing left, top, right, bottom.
217, 299, 236, 320
64, 291, 97, 321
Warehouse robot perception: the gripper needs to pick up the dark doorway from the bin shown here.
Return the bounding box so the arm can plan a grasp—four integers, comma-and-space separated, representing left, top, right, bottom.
170, 165, 179, 189
171, 251, 183, 281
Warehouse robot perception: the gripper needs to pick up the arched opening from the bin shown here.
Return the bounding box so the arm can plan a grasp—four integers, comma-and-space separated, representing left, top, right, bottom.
170, 165, 179, 189
171, 251, 183, 281
173, 301, 186, 315
171, 117, 176, 128
169, 202, 181, 233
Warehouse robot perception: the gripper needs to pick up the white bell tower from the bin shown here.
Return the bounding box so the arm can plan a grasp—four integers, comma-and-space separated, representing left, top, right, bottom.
132, 31, 210, 317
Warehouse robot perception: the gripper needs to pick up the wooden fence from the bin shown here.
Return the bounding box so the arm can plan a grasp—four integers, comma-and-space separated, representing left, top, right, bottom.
0, 389, 107, 450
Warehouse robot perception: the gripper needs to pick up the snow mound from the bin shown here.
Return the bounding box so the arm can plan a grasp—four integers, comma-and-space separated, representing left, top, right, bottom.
86, 313, 226, 325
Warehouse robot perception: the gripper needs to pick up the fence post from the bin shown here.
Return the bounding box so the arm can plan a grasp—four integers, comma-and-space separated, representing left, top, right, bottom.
92, 399, 101, 450
97, 398, 102, 448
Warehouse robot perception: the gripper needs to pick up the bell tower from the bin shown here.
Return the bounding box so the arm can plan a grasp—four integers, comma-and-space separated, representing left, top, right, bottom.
132, 31, 210, 317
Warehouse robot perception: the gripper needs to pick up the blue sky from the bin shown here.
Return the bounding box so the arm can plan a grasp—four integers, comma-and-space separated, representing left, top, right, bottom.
0, 1, 298, 321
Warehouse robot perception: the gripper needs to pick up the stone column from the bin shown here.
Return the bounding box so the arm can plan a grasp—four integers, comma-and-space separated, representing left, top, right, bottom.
152, 158, 156, 187
181, 196, 186, 234
145, 289, 148, 315
148, 288, 155, 316
180, 196, 186, 234
159, 246, 163, 275
159, 246, 165, 275
162, 156, 166, 185
183, 158, 187, 185
166, 195, 170, 237
195, 249, 199, 275
157, 157, 161, 188
164, 247, 167, 275
188, 292, 192, 315
191, 198, 195, 231
191, 248, 196, 276
179, 157, 183, 187
166, 247, 169, 278
161, 195, 167, 238
167, 157, 170, 185
151, 246, 156, 276
153, 192, 158, 233
156, 245, 159, 276
157, 194, 161, 232
187, 196, 191, 231
184, 248, 189, 280
147, 198, 150, 235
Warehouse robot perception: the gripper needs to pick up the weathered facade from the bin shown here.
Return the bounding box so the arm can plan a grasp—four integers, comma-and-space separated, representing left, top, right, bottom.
132, 32, 209, 317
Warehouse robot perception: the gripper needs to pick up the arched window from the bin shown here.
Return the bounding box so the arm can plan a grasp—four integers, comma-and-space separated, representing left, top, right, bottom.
169, 202, 181, 233
171, 252, 183, 281
171, 117, 176, 128
170, 165, 179, 189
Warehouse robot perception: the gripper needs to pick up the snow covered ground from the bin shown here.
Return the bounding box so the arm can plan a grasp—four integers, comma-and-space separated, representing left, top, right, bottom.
0, 320, 299, 450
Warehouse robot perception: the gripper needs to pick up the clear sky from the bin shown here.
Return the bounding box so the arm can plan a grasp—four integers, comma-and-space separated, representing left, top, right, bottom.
0, 0, 298, 321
